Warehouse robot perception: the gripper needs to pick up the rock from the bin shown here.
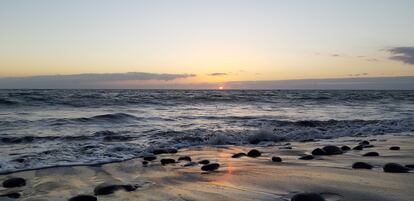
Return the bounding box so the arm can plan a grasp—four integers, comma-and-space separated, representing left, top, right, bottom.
341, 145, 351, 151
94, 183, 138, 195
198, 160, 210, 165
143, 155, 156, 161
142, 161, 148, 165
299, 155, 314, 160
363, 152, 379, 157
383, 163, 409, 173
178, 156, 191, 162
160, 158, 176, 165
201, 163, 220, 171
68, 195, 97, 201
359, 140, 370, 145
279, 146, 292, 150
291, 193, 325, 201
389, 146, 400, 150
183, 162, 197, 167
271, 156, 282, 162
2, 177, 26, 188
322, 146, 343, 155
352, 162, 373, 169
232, 153, 247, 158
247, 149, 261, 157
405, 164, 414, 169
353, 145, 363, 150
1, 192, 21, 199
152, 149, 168, 155
311, 148, 326, 155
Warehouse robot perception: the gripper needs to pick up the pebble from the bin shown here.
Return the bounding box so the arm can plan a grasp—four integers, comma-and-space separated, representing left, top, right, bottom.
1, 192, 21, 199
94, 183, 138, 195
68, 195, 97, 201
271, 156, 282, 162
198, 160, 210, 165
299, 155, 314, 160
341, 145, 351, 151
201, 163, 220, 171
160, 158, 176, 165
143, 155, 157, 161
321, 146, 343, 155
2, 177, 26, 188
352, 162, 373, 169
389, 146, 400, 150
383, 163, 409, 173
311, 148, 326, 155
247, 149, 261, 157
178, 156, 192, 162
291, 193, 325, 201
232, 153, 247, 158
363, 152, 379, 157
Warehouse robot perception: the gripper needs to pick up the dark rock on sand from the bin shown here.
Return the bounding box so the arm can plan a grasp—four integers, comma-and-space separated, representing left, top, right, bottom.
291, 193, 325, 201
69, 195, 97, 201
271, 156, 282, 162
152, 149, 168, 155
1, 192, 21, 199
322, 146, 343, 155
198, 160, 210, 165
359, 140, 370, 146
94, 183, 138, 195
160, 158, 176, 165
2, 177, 26, 188
232, 153, 247, 158
383, 163, 409, 173
311, 148, 326, 155
363, 152, 379, 157
247, 149, 261, 157
405, 164, 414, 169
352, 162, 373, 169
143, 155, 157, 161
341, 145, 351, 151
279, 146, 292, 150
299, 155, 314, 160
353, 145, 364, 150
389, 146, 400, 150
142, 161, 148, 165
201, 163, 220, 171
178, 156, 192, 162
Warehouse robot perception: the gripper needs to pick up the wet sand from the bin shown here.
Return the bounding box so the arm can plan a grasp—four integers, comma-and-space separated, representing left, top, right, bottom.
1, 134, 413, 201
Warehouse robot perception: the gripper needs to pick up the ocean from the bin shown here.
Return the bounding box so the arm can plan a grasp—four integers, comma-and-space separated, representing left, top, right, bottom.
0, 89, 413, 174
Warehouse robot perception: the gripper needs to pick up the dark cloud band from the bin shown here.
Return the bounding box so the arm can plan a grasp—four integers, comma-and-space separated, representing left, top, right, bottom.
388, 47, 414, 65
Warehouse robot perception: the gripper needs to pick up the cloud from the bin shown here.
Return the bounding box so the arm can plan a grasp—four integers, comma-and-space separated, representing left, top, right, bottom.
0, 72, 196, 89
388, 47, 414, 64
331, 54, 341, 57
207, 73, 228, 76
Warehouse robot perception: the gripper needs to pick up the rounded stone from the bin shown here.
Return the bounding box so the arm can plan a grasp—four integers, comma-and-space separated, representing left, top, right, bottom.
247, 149, 261, 157
291, 193, 325, 201
2, 177, 26, 188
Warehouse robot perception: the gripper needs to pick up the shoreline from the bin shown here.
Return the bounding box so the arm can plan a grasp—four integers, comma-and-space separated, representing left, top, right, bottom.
1, 133, 413, 200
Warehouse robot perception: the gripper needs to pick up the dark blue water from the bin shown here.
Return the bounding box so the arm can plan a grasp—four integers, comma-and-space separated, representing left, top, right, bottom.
0, 89, 413, 173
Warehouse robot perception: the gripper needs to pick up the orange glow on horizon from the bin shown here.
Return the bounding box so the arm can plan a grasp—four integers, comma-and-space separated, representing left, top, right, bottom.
218, 86, 224, 90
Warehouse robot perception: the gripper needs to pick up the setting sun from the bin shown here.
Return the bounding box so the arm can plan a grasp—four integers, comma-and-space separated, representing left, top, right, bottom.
218, 86, 224, 90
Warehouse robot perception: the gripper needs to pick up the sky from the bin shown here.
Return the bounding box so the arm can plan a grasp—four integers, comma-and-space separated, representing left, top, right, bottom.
0, 0, 413, 89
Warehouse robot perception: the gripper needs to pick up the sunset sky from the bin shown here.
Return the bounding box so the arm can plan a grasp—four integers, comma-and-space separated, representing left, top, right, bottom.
0, 0, 413, 88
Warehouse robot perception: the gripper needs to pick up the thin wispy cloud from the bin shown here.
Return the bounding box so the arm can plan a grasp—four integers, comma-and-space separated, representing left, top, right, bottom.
207, 73, 228, 76
388, 47, 414, 65
0, 72, 196, 89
